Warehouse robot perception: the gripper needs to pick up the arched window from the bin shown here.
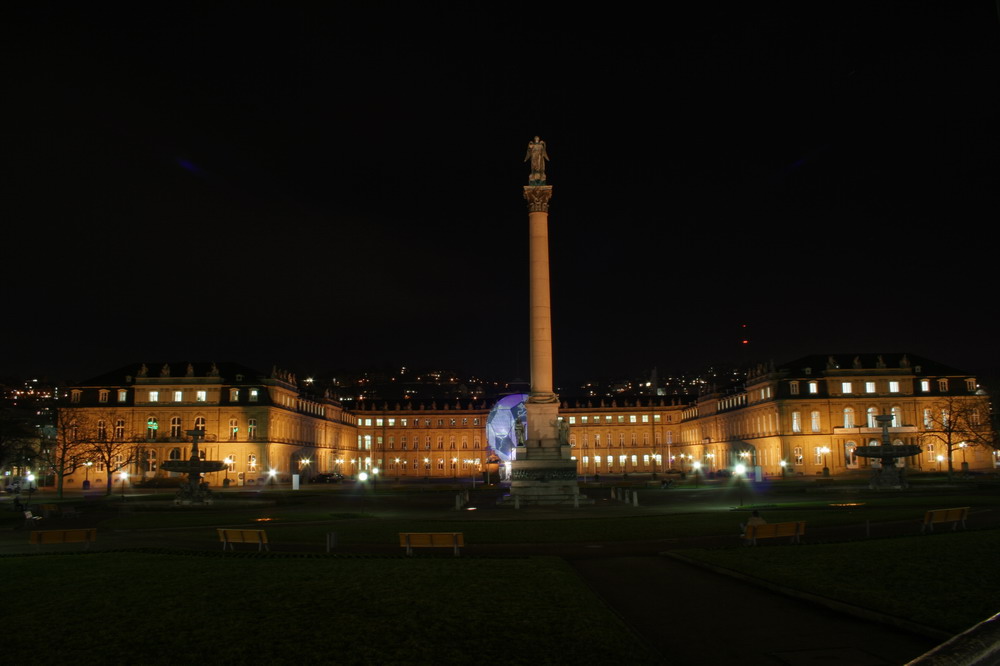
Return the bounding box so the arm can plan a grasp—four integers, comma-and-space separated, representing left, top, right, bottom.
194, 416, 206, 431
810, 411, 821, 432
229, 418, 239, 440
843, 408, 854, 428
866, 407, 878, 428
844, 441, 857, 468
891, 406, 902, 427
146, 449, 157, 472
248, 419, 257, 440
97, 420, 107, 440
147, 417, 158, 440
114, 419, 125, 440
791, 411, 802, 433
247, 454, 257, 471
170, 417, 182, 438
168, 448, 181, 461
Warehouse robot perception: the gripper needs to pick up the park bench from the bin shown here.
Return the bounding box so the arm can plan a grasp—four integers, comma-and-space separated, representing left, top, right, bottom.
218, 528, 270, 552
29, 528, 97, 549
921, 507, 969, 534
743, 521, 805, 546
23, 511, 44, 528
399, 532, 464, 556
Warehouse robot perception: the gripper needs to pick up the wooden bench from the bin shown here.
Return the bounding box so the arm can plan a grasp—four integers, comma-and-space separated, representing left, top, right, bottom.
743, 521, 805, 546
29, 528, 97, 549
218, 528, 269, 552
399, 532, 464, 556
921, 507, 969, 533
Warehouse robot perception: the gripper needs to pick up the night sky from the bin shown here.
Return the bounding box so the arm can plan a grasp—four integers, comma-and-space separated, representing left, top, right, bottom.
6, 3, 1000, 386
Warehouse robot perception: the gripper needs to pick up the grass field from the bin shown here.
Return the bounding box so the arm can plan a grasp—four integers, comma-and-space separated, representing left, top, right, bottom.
672, 528, 1000, 634
1, 552, 659, 665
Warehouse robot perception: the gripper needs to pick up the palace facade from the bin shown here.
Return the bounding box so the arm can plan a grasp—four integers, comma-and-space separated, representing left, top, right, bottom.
53, 354, 995, 490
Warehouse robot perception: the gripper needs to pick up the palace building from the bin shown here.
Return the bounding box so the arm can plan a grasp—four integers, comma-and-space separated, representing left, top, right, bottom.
675, 354, 996, 477
53, 354, 995, 490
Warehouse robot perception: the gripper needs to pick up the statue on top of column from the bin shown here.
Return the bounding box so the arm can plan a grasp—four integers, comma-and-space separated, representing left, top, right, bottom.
524, 136, 549, 185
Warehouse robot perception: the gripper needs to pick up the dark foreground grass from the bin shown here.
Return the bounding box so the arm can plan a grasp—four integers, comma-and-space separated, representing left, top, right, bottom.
2, 552, 658, 665
673, 528, 1000, 634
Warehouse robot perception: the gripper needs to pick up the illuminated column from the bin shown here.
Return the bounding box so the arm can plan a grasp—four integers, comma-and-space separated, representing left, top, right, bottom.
523, 185, 556, 403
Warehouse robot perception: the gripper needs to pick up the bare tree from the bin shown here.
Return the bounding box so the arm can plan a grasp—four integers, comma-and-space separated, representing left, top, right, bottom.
87, 410, 142, 496
48, 408, 92, 498
0, 407, 37, 474
921, 394, 995, 477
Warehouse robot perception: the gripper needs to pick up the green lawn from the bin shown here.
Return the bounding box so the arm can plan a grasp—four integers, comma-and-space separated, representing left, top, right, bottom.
672, 528, 1000, 634
2, 552, 659, 665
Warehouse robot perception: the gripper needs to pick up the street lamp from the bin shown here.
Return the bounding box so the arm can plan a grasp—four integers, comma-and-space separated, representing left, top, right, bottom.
120, 471, 128, 499
780, 459, 787, 478
734, 463, 747, 506
223, 457, 233, 485
371, 467, 379, 492
820, 446, 831, 477
394, 458, 400, 481
268, 468, 277, 486
936, 454, 944, 472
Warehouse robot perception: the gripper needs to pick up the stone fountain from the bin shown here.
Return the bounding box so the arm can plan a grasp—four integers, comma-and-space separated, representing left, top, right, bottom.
853, 414, 923, 490
159, 429, 228, 505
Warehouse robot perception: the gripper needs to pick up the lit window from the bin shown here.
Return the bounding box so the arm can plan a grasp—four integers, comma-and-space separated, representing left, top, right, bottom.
402, 419, 409, 427
808, 382, 818, 394
867, 407, 878, 428
230, 389, 239, 401
146, 417, 158, 440
841, 382, 852, 394
843, 408, 855, 428
865, 382, 876, 394
364, 419, 372, 427
793, 447, 803, 465
118, 389, 128, 403
810, 411, 821, 432
891, 406, 902, 427
629, 415, 637, 423
248, 454, 257, 472
789, 381, 799, 395
923, 409, 932, 428
196, 391, 206, 402
888, 381, 900, 393
461, 418, 467, 426
617, 415, 624, 423
173, 390, 183, 402
568, 417, 576, 424
641, 414, 649, 423
194, 417, 206, 431
920, 380, 930, 392
791, 411, 801, 433
473, 418, 479, 426
581, 416, 588, 424
99, 390, 109, 403
249, 389, 259, 402
653, 414, 661, 423
149, 391, 159, 402
813, 447, 825, 465
229, 418, 238, 440
389, 419, 396, 427
376, 418, 383, 427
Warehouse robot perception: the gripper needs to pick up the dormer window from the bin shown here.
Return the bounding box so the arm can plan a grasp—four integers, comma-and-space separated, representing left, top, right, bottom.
99, 390, 109, 403
117, 389, 128, 402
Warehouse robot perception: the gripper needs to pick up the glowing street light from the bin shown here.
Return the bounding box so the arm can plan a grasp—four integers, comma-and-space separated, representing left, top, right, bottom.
223, 457, 233, 485
820, 446, 831, 477
936, 454, 945, 472
120, 471, 128, 499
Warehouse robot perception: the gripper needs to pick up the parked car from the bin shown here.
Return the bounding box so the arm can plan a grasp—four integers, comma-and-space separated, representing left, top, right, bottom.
310, 473, 344, 483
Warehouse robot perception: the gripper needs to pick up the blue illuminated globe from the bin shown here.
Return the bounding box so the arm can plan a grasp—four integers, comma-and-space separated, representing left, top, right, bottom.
486, 393, 528, 463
